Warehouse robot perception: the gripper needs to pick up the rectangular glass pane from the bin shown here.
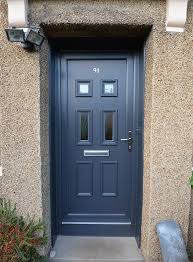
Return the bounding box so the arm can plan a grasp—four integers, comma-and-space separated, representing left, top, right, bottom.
80, 112, 88, 140
79, 84, 89, 94
104, 83, 114, 94
101, 80, 117, 97
105, 112, 113, 141
76, 80, 92, 97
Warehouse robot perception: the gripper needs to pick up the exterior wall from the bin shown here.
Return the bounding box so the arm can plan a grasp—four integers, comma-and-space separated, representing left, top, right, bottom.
0, 1, 42, 216
0, 0, 51, 251
188, 158, 193, 258
142, 22, 193, 260
0, 0, 193, 261
188, 189, 193, 259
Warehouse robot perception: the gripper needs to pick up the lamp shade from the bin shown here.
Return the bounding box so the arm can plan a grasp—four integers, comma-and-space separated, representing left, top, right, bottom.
25, 29, 44, 47
5, 28, 25, 43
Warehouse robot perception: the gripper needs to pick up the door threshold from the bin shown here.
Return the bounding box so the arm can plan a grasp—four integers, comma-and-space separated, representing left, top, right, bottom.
49, 236, 144, 262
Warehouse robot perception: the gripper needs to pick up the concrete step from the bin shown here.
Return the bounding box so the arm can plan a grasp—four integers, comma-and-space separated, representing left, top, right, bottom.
49, 236, 144, 262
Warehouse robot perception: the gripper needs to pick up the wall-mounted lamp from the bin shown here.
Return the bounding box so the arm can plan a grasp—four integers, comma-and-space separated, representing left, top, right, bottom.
5, 28, 25, 43
25, 29, 44, 47
5, 27, 45, 49
6, 0, 45, 50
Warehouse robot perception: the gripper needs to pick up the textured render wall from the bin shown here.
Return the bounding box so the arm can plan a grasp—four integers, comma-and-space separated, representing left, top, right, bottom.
1, 0, 193, 260
142, 15, 193, 261
188, 189, 193, 259
0, 2, 3, 182
188, 153, 193, 258
0, 0, 51, 252
39, 40, 51, 253
0, 0, 43, 225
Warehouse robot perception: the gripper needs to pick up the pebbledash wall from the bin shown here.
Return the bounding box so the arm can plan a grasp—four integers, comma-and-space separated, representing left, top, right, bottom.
1, 0, 193, 261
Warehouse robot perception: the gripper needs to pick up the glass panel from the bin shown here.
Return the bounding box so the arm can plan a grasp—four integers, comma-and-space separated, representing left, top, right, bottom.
104, 83, 114, 94
80, 113, 88, 140
79, 83, 89, 94
105, 112, 113, 141
101, 80, 117, 97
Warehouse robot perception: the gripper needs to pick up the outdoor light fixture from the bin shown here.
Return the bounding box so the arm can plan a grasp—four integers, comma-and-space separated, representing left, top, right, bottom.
5, 27, 45, 49
5, 28, 25, 43
25, 29, 44, 47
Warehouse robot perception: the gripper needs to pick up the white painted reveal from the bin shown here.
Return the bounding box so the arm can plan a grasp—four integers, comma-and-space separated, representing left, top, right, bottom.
166, 0, 189, 32
7, 0, 28, 27
0, 166, 3, 177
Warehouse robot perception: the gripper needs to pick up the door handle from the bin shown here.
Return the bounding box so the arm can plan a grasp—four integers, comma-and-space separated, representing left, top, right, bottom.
120, 131, 133, 151
120, 138, 130, 141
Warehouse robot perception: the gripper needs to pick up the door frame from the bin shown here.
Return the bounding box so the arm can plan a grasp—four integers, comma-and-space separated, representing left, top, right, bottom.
49, 44, 144, 246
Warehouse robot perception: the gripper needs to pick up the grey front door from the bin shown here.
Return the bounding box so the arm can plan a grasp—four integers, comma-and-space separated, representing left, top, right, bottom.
58, 55, 136, 236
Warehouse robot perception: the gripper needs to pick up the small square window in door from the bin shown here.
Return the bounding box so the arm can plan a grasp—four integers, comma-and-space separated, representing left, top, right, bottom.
76, 80, 93, 97
101, 80, 118, 97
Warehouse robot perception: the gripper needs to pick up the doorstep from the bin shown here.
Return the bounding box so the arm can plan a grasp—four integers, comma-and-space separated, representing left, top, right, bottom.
49, 236, 144, 262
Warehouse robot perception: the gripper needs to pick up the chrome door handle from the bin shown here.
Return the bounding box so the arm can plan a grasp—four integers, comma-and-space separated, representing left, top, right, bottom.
120, 131, 133, 151
120, 138, 129, 141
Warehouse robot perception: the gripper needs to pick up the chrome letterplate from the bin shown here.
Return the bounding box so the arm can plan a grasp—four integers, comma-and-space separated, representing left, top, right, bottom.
84, 150, 109, 157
